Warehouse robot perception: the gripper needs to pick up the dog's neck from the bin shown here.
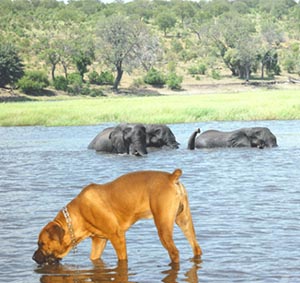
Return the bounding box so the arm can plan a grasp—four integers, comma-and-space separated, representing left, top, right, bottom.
54, 205, 92, 256
62, 206, 78, 254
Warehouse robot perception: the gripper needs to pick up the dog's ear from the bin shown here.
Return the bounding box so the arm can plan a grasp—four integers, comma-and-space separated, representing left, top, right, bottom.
170, 169, 182, 183
45, 222, 65, 244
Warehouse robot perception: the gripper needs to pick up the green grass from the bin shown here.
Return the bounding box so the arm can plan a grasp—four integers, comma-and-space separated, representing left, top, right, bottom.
0, 89, 299, 126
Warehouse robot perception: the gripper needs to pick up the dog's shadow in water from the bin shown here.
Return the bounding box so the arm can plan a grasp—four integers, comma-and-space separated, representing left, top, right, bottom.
35, 258, 202, 283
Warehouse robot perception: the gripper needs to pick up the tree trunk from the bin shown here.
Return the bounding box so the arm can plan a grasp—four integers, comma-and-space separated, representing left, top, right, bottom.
261, 63, 265, 79
245, 64, 250, 82
61, 60, 68, 79
113, 65, 123, 92
51, 64, 56, 81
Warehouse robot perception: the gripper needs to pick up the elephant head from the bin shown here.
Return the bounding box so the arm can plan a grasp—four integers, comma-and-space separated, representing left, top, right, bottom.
146, 124, 179, 149
124, 124, 148, 156
244, 127, 277, 148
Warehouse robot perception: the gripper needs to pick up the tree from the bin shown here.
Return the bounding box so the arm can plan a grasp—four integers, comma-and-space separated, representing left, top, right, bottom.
259, 20, 283, 78
259, 21, 284, 79
96, 15, 160, 91
45, 49, 60, 81
73, 45, 95, 81
0, 43, 24, 88
155, 12, 177, 37
200, 12, 257, 77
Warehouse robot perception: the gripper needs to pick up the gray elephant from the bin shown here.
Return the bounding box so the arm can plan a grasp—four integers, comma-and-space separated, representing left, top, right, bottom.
88, 124, 148, 156
145, 124, 180, 149
188, 127, 277, 149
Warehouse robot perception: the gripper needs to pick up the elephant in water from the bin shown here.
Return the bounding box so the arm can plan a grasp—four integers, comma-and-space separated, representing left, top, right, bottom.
188, 127, 277, 149
145, 124, 180, 149
88, 124, 148, 156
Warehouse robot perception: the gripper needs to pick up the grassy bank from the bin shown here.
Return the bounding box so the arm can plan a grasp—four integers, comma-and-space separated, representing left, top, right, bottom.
0, 89, 299, 126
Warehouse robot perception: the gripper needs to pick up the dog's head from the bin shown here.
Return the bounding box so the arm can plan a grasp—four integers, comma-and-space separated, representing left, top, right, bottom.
33, 221, 70, 265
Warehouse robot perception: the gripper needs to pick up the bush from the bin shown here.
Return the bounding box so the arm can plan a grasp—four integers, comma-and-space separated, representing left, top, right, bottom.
166, 72, 183, 90
211, 69, 221, 80
144, 68, 166, 86
131, 78, 145, 88
188, 63, 207, 75
0, 43, 24, 88
88, 71, 99, 84
67, 73, 83, 95
89, 88, 105, 97
53, 76, 68, 91
88, 70, 114, 85
17, 70, 49, 94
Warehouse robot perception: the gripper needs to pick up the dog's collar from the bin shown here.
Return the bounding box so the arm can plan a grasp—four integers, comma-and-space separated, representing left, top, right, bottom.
62, 206, 78, 254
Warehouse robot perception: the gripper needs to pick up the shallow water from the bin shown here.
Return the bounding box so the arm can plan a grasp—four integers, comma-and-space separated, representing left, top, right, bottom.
0, 120, 299, 283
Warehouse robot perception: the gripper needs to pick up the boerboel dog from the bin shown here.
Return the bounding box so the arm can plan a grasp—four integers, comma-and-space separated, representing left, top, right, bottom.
33, 169, 202, 265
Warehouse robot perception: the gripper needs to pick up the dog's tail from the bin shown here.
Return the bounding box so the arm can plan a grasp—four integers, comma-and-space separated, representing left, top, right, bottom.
170, 168, 182, 183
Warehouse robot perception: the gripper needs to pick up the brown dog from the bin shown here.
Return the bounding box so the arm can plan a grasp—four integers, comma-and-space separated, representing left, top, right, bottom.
33, 169, 202, 265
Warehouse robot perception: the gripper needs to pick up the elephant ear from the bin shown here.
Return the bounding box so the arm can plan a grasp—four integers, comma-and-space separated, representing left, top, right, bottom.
229, 131, 251, 147
109, 126, 122, 140
123, 127, 132, 141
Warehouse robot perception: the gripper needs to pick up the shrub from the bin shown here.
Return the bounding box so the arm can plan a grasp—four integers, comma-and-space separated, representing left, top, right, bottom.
88, 71, 99, 84
211, 69, 221, 80
53, 75, 68, 91
99, 71, 114, 85
0, 43, 24, 88
188, 63, 207, 75
131, 78, 145, 88
144, 68, 166, 86
17, 70, 49, 95
166, 72, 183, 90
67, 73, 83, 95
89, 88, 105, 97
88, 70, 114, 85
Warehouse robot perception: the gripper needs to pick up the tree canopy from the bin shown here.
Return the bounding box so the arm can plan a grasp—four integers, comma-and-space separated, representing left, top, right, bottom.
1, 0, 300, 92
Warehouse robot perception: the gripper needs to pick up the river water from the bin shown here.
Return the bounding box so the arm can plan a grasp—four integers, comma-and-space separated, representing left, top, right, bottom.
0, 120, 299, 283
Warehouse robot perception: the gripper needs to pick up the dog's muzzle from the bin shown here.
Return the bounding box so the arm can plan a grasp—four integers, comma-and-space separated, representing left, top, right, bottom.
32, 249, 61, 266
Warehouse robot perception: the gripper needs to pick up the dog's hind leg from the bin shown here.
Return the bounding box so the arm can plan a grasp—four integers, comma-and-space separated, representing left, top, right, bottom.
90, 237, 107, 260
175, 195, 202, 258
151, 199, 180, 263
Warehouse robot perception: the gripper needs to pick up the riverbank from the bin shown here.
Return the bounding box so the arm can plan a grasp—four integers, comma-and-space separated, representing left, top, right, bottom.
0, 86, 299, 126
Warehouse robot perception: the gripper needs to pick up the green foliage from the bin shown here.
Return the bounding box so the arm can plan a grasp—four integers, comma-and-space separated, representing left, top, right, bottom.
88, 71, 99, 84
66, 73, 83, 95
211, 69, 221, 80
1, 0, 300, 89
0, 43, 24, 88
166, 72, 183, 90
144, 68, 166, 86
188, 63, 207, 75
155, 12, 177, 36
282, 43, 300, 74
17, 70, 49, 95
73, 47, 95, 80
53, 75, 68, 91
88, 70, 114, 85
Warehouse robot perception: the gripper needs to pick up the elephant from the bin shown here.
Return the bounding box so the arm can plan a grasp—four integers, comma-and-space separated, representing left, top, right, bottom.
145, 124, 180, 149
188, 127, 277, 149
88, 124, 148, 156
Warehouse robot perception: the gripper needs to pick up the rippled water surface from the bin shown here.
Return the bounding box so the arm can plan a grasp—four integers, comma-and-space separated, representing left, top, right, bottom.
0, 120, 299, 283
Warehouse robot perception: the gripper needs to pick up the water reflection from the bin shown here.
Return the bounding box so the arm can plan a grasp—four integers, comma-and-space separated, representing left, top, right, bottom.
37, 260, 131, 283
36, 258, 202, 283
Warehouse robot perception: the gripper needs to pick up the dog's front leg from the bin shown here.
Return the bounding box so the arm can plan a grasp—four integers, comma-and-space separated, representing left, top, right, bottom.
110, 231, 128, 261
90, 237, 107, 260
